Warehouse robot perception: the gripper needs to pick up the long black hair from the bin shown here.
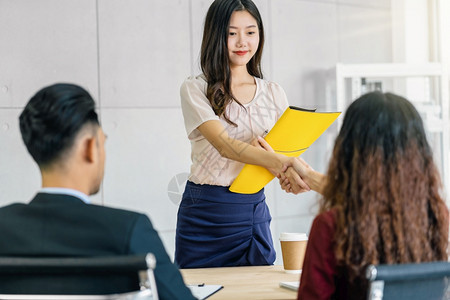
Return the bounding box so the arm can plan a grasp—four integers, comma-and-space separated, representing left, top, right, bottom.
321, 91, 448, 296
200, 0, 264, 126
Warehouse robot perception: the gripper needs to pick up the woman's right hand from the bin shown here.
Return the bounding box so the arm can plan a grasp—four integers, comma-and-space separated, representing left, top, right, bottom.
279, 157, 309, 194
252, 136, 274, 152
253, 136, 283, 177
281, 157, 325, 195
277, 157, 311, 194
254, 137, 312, 192
279, 167, 310, 194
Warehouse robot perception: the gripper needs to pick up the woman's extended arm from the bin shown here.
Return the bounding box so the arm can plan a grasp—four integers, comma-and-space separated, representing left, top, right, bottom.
198, 120, 288, 176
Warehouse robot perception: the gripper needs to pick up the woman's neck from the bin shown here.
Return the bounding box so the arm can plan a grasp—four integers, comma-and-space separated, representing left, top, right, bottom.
229, 65, 257, 104
230, 65, 253, 84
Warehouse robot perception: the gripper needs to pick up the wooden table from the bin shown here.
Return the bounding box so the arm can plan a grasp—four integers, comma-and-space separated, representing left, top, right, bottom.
181, 265, 300, 300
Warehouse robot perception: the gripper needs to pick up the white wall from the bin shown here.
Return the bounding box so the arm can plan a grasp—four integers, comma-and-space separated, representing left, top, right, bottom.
0, 0, 392, 265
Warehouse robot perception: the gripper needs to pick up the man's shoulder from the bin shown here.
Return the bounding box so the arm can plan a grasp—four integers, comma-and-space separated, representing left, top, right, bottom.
0, 202, 27, 212
1, 193, 150, 225
36, 193, 146, 218
86, 203, 149, 222
0, 195, 152, 233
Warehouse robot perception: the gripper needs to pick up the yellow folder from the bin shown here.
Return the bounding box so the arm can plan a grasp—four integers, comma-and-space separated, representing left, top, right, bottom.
229, 106, 341, 194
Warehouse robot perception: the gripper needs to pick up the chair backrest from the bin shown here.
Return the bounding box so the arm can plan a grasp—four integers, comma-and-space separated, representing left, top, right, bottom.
366, 261, 450, 300
0, 253, 158, 300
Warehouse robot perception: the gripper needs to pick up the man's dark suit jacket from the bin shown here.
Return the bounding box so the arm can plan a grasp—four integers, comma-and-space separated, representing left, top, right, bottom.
0, 193, 195, 300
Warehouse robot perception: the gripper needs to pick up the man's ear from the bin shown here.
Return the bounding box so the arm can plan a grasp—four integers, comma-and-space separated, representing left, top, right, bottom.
83, 136, 97, 163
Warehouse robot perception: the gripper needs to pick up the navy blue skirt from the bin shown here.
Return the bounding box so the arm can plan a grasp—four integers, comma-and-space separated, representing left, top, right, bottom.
175, 181, 276, 268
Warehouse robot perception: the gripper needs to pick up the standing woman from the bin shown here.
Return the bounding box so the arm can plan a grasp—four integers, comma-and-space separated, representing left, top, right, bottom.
176, 0, 304, 268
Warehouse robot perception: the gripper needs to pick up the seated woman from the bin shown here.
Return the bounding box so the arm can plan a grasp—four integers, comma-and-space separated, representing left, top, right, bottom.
281, 91, 449, 300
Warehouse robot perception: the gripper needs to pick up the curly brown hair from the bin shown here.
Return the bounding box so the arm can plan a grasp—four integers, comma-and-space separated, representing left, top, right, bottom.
321, 92, 449, 286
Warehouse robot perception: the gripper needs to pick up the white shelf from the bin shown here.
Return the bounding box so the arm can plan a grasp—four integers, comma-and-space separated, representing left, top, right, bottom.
336, 63, 446, 77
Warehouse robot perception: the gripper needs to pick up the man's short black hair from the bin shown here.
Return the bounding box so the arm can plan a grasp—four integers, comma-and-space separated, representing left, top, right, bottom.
19, 83, 99, 167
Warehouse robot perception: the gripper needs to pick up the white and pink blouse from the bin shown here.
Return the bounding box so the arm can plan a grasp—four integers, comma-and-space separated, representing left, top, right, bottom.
180, 75, 289, 187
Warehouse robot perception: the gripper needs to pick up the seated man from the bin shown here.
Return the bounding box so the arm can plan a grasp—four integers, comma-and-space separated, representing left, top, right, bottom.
0, 83, 195, 300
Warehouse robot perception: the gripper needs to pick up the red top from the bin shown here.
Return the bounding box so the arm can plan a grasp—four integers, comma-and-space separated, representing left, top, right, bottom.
298, 207, 449, 300
298, 210, 365, 299
297, 210, 367, 300
298, 210, 340, 299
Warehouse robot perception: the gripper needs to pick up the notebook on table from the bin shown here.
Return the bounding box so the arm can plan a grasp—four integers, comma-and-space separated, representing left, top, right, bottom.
187, 284, 223, 299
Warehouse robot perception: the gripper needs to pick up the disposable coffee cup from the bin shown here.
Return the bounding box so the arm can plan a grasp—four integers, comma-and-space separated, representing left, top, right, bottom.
279, 232, 308, 274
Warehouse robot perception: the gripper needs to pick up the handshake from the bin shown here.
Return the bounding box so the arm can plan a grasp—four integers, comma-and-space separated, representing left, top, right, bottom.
255, 136, 325, 196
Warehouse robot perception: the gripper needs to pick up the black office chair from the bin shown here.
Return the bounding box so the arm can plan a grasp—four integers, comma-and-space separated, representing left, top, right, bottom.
366, 261, 450, 300
0, 253, 158, 300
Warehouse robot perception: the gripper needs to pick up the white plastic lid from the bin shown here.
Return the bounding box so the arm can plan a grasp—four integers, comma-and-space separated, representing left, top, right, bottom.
279, 232, 308, 241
